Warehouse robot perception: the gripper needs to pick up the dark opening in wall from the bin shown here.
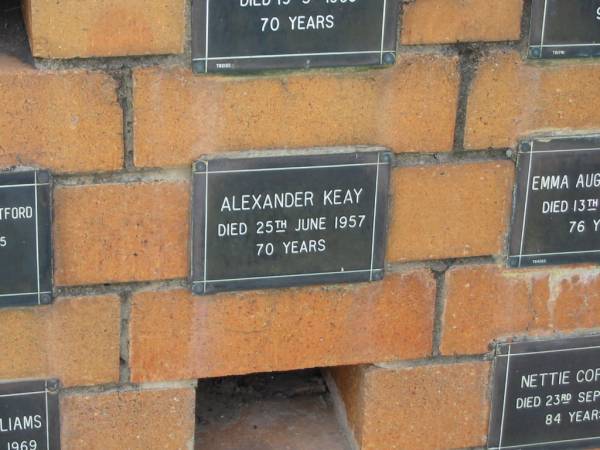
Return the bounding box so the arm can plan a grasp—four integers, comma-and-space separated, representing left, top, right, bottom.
0, 0, 32, 65
195, 369, 352, 450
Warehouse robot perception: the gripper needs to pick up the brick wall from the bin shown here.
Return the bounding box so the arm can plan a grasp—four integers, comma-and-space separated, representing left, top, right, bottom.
2, 0, 600, 449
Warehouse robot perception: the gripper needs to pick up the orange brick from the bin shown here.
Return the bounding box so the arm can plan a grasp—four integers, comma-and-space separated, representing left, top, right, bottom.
129, 270, 436, 382
466, 51, 600, 149
22, 0, 185, 58
330, 361, 491, 450
387, 162, 515, 262
61, 387, 195, 450
0, 295, 120, 387
441, 264, 600, 355
54, 182, 189, 286
0, 57, 122, 173
133, 54, 460, 168
402, 0, 523, 44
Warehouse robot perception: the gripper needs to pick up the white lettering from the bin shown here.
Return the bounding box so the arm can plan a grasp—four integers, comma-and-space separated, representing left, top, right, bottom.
322, 188, 363, 206
283, 239, 326, 254
577, 368, 600, 383
531, 175, 569, 191
576, 173, 600, 189
542, 200, 569, 214
0, 206, 33, 221
289, 15, 335, 30
221, 192, 315, 212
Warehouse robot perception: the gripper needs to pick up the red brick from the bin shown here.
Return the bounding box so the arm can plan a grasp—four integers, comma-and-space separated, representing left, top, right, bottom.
61, 386, 195, 450
0, 295, 120, 387
466, 51, 600, 149
0, 56, 122, 173
330, 361, 491, 450
54, 181, 189, 286
129, 270, 436, 382
133, 54, 460, 168
402, 0, 523, 44
442, 264, 600, 355
387, 162, 515, 262
22, 0, 185, 58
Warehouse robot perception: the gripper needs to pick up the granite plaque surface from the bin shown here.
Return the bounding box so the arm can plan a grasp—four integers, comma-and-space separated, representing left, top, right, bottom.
529, 0, 600, 58
509, 136, 600, 268
191, 151, 391, 293
0, 171, 52, 308
0, 380, 60, 450
489, 336, 600, 450
191, 0, 399, 72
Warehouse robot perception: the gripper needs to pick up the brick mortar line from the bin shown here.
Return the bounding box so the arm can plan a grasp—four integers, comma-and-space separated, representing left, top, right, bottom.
118, 68, 135, 170
431, 264, 449, 356
52, 168, 191, 186
55, 251, 600, 299
374, 353, 493, 371
183, 0, 193, 61
396, 40, 523, 58
375, 327, 600, 371
49, 149, 513, 187
119, 291, 132, 384
54, 278, 189, 298
520, 0, 534, 49
391, 148, 513, 168
452, 45, 481, 152
59, 379, 197, 396
30, 40, 525, 73
386, 256, 500, 274
52, 256, 497, 298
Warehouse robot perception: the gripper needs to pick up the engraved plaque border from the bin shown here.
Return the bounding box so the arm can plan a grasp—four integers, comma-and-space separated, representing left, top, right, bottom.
529, 0, 600, 59
488, 335, 600, 450
190, 151, 391, 294
0, 170, 53, 308
508, 135, 600, 268
0, 379, 61, 450
191, 0, 400, 72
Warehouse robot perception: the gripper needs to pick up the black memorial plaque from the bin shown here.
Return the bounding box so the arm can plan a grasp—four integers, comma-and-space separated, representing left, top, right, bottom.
191, 151, 391, 294
489, 336, 600, 450
0, 380, 60, 450
529, 0, 600, 59
191, 0, 399, 72
0, 171, 52, 308
508, 136, 600, 268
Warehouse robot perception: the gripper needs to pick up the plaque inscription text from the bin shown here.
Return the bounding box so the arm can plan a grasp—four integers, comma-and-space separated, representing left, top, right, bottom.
191, 0, 399, 72
0, 380, 60, 450
489, 336, 600, 450
191, 151, 391, 293
509, 136, 600, 268
0, 171, 52, 308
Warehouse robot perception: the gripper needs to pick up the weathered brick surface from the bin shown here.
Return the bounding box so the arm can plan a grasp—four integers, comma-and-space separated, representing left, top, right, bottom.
387, 162, 515, 262
54, 181, 189, 286
466, 51, 600, 149
442, 264, 600, 355
22, 0, 185, 58
402, 0, 523, 44
129, 270, 436, 382
0, 296, 120, 387
133, 54, 460, 167
61, 387, 196, 450
0, 57, 122, 173
331, 361, 491, 450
